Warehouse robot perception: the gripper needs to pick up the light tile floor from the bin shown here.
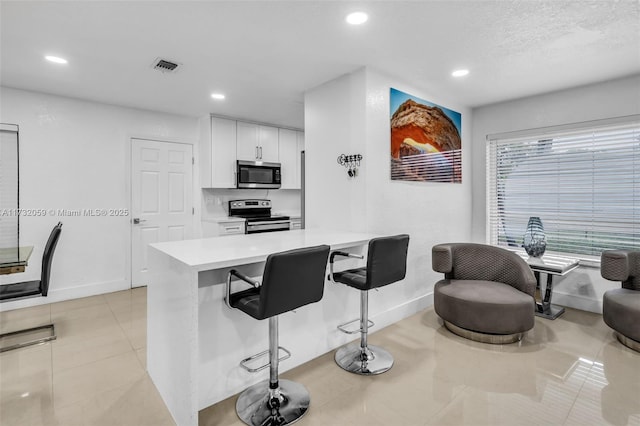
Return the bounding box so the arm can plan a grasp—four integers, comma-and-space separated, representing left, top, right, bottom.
1, 289, 639, 426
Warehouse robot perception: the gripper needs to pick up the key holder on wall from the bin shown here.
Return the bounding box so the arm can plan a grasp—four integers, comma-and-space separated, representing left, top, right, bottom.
337, 154, 363, 178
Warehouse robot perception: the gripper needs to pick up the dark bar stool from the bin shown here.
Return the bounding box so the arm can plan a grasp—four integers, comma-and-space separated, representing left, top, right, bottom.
329, 234, 409, 375
225, 244, 330, 426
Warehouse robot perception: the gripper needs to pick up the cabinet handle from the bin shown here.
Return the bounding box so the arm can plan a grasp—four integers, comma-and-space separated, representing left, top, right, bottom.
259, 146, 263, 159
255, 146, 259, 159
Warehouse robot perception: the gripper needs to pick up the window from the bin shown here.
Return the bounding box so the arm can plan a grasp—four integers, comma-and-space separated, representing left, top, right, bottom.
0, 123, 20, 258
487, 116, 640, 261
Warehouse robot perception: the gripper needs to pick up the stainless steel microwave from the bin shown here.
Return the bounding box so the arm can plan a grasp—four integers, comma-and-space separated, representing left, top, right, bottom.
236, 160, 281, 189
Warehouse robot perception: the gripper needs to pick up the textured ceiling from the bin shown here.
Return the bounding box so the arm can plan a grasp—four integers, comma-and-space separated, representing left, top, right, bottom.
1, 1, 639, 128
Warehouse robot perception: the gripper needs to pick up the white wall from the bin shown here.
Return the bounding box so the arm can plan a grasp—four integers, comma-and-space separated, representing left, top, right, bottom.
0, 87, 198, 310
305, 67, 472, 328
471, 74, 640, 312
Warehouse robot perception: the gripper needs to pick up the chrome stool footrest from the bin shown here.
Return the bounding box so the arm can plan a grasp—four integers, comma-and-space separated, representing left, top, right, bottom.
336, 318, 374, 334
0, 324, 56, 353
239, 346, 291, 373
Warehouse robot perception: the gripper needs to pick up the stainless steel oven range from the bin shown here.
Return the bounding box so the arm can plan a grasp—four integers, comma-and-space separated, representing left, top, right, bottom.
228, 199, 291, 234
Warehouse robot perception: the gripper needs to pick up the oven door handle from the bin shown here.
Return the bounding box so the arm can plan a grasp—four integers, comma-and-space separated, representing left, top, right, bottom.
249, 220, 290, 226
246, 220, 291, 233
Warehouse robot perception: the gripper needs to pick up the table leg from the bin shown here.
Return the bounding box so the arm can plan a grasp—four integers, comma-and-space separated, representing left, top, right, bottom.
535, 272, 565, 320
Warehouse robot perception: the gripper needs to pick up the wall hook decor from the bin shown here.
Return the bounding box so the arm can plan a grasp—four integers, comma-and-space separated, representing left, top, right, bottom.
337, 154, 363, 178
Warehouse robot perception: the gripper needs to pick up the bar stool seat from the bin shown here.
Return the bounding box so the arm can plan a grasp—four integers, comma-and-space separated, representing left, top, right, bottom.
226, 244, 330, 426
330, 234, 409, 375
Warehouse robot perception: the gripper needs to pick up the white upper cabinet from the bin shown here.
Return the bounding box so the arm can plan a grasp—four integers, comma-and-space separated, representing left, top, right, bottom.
279, 128, 298, 189
200, 116, 236, 188
236, 122, 279, 163
296, 130, 305, 183
200, 115, 302, 189
259, 126, 279, 162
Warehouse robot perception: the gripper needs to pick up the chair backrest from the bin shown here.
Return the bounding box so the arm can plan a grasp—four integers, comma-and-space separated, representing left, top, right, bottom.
601, 249, 640, 291
366, 234, 410, 290
258, 244, 330, 319
40, 222, 63, 296
432, 243, 537, 296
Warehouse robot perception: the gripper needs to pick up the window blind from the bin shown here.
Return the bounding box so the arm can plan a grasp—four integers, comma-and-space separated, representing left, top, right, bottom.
486, 117, 640, 260
0, 124, 19, 259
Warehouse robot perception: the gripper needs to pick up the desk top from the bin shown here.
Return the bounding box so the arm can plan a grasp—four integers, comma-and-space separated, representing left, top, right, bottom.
515, 251, 579, 275
150, 228, 381, 271
0, 246, 34, 266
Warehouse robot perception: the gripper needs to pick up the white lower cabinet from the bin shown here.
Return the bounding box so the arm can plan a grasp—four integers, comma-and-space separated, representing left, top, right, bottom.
290, 217, 302, 230
202, 218, 245, 237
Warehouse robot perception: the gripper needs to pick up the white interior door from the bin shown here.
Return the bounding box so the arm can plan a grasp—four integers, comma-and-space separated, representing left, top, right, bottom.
131, 138, 193, 287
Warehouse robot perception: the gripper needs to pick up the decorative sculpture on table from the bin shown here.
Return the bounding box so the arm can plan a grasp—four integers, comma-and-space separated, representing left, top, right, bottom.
523, 216, 547, 257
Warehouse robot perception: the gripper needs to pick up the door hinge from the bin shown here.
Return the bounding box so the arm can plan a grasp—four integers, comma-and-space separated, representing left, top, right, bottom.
192, 157, 195, 165
192, 207, 195, 215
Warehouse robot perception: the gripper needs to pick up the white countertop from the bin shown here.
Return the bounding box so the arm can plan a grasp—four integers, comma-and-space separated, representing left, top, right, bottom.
149, 228, 379, 271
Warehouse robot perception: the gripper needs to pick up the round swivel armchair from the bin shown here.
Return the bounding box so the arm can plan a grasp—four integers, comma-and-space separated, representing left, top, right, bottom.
601, 249, 640, 352
432, 243, 537, 344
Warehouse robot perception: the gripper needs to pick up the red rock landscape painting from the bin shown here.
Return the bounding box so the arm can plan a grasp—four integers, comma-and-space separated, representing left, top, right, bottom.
390, 88, 462, 183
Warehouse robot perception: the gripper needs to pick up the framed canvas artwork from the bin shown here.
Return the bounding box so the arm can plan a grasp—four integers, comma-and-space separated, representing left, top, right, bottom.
390, 88, 462, 183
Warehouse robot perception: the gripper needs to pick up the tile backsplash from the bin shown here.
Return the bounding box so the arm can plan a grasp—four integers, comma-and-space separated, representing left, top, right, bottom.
202, 188, 301, 218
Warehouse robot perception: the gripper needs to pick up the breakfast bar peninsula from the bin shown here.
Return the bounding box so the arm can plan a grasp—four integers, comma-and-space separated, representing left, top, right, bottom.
146, 228, 381, 426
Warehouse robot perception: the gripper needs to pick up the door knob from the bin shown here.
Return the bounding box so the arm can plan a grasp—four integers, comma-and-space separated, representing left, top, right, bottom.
133, 218, 147, 224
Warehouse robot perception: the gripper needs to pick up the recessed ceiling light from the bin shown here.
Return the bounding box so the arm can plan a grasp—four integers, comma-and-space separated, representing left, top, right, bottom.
452, 69, 469, 77
45, 55, 68, 64
346, 12, 368, 25
211, 93, 225, 100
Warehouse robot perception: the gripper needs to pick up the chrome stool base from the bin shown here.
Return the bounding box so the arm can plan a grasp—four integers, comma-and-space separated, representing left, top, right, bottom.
444, 320, 524, 344
616, 332, 640, 353
236, 379, 310, 426
335, 343, 394, 375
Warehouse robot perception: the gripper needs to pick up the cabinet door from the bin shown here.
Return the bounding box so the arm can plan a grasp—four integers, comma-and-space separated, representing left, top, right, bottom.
236, 121, 259, 161
296, 131, 305, 189
279, 129, 298, 189
259, 125, 279, 162
211, 117, 237, 188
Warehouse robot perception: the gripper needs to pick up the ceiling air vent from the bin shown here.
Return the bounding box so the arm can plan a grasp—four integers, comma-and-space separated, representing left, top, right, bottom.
152, 58, 180, 73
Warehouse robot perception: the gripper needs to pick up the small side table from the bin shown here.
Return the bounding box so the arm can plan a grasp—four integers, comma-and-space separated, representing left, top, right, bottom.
0, 246, 34, 275
516, 252, 579, 320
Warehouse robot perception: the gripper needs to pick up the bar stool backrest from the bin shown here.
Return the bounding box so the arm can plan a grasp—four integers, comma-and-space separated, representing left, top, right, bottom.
258, 244, 330, 319
366, 234, 409, 290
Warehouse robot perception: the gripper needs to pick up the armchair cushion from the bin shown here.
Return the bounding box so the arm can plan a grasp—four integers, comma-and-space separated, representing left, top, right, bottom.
432, 243, 537, 339
435, 279, 535, 335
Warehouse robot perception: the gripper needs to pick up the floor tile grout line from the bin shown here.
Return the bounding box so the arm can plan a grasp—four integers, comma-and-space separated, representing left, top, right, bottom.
559, 339, 608, 426
104, 288, 139, 357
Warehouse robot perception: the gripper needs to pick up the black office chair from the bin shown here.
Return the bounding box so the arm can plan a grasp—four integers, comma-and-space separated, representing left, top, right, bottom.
0, 222, 62, 352
225, 244, 330, 426
329, 234, 409, 375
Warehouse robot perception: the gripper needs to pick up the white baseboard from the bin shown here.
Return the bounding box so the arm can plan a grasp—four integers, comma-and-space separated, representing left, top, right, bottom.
369, 291, 434, 331
551, 291, 602, 314
0, 279, 130, 312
